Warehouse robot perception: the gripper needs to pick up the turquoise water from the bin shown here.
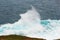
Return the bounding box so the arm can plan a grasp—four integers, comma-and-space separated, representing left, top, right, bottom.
0, 20, 60, 39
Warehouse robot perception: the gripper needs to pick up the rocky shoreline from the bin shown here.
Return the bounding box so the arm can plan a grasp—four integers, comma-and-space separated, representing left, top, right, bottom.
0, 35, 45, 40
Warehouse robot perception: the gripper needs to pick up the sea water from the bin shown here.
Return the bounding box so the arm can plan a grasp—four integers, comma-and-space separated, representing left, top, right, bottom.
0, 6, 60, 40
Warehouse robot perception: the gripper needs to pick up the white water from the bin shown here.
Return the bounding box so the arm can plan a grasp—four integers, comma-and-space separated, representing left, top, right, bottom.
0, 6, 60, 40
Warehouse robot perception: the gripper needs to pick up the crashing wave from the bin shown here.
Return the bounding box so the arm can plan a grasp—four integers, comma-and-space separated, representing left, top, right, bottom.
0, 6, 60, 40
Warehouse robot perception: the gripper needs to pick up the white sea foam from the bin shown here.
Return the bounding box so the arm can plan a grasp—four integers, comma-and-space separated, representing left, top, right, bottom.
0, 6, 60, 40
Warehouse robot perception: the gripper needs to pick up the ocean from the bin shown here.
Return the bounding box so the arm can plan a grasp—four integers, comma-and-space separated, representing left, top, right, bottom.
0, 0, 60, 40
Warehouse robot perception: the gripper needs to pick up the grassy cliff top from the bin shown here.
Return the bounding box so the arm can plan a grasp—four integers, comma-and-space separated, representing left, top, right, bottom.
0, 35, 46, 40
